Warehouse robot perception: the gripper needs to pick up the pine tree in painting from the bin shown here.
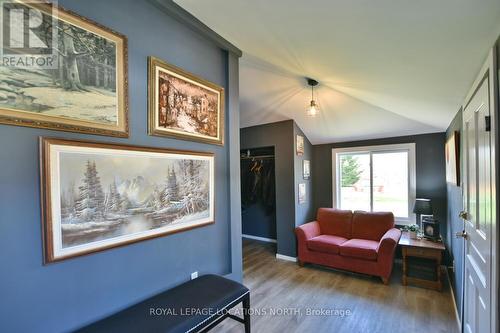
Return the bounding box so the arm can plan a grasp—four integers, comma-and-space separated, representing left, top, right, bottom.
74, 160, 105, 221
92, 162, 105, 215
120, 192, 131, 211
163, 167, 179, 203
149, 186, 165, 210
107, 180, 122, 213
177, 160, 209, 215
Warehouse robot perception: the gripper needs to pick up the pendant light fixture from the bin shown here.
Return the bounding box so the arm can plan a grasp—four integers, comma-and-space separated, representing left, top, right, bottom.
306, 78, 319, 116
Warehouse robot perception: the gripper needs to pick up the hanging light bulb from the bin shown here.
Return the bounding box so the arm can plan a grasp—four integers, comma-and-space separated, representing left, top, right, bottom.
307, 100, 319, 117
306, 78, 319, 117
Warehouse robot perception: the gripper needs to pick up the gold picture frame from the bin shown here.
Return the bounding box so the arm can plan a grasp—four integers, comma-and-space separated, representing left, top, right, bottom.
0, 2, 128, 137
148, 56, 224, 145
40, 137, 215, 263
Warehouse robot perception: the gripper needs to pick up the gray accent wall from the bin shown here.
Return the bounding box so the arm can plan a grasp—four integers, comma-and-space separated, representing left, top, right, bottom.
0, 1, 241, 332
240, 120, 295, 256
240, 120, 315, 257
294, 122, 315, 227
312, 133, 448, 238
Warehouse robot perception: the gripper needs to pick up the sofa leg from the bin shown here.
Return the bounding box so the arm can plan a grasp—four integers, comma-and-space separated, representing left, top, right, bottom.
298, 260, 304, 267
381, 277, 389, 285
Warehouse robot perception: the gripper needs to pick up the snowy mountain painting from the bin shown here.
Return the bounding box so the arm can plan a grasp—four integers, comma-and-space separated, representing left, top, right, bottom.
42, 138, 214, 262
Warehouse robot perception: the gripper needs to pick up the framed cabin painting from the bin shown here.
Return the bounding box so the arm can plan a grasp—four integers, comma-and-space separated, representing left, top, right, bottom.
0, 1, 128, 137
148, 56, 224, 145
40, 137, 215, 263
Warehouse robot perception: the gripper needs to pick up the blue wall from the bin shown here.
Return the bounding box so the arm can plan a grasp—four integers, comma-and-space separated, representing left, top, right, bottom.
0, 1, 238, 332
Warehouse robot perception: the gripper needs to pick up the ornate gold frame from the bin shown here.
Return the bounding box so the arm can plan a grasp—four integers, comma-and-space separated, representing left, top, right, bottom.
148, 56, 224, 145
0, 2, 129, 137
40, 137, 215, 263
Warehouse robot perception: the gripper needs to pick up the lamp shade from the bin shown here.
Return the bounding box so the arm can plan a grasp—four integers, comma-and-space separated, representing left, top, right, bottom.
413, 198, 433, 215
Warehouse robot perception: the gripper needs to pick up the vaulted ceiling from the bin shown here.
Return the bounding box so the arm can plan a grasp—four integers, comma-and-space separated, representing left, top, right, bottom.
175, 0, 500, 144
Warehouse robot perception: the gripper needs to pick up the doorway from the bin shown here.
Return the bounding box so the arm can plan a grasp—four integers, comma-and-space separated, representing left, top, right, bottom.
240, 147, 277, 246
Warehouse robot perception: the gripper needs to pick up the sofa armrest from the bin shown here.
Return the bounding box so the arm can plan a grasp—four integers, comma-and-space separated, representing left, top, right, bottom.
295, 221, 321, 242
376, 228, 401, 280
377, 228, 401, 256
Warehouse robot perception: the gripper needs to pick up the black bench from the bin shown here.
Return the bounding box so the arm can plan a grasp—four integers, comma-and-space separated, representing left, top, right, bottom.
75, 274, 250, 333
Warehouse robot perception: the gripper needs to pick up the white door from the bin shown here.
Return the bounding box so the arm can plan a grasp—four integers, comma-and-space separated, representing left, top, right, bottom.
461, 50, 497, 333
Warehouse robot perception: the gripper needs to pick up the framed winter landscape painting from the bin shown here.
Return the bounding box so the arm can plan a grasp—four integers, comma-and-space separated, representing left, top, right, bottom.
148, 56, 224, 145
0, 2, 128, 137
40, 137, 214, 263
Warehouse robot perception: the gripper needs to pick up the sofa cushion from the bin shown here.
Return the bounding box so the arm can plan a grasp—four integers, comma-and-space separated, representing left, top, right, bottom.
307, 235, 348, 254
316, 208, 352, 238
351, 211, 395, 241
339, 239, 379, 260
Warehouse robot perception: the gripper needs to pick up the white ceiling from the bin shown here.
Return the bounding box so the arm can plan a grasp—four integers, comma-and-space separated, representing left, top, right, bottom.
175, 0, 500, 144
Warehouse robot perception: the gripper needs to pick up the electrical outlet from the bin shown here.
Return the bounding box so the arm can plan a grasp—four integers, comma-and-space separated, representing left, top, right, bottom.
191, 271, 198, 280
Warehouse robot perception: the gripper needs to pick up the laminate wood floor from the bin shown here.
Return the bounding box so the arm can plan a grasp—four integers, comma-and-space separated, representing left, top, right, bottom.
214, 239, 459, 333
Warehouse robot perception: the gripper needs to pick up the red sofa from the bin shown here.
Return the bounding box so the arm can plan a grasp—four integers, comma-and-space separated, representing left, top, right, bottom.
295, 208, 401, 284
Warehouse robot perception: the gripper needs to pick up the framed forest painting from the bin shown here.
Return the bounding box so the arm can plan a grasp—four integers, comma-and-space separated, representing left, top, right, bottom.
148, 56, 224, 145
0, 1, 128, 136
40, 137, 214, 263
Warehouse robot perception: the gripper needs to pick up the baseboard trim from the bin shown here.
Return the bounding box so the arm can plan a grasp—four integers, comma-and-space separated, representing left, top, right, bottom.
242, 234, 277, 243
276, 253, 297, 262
446, 268, 462, 331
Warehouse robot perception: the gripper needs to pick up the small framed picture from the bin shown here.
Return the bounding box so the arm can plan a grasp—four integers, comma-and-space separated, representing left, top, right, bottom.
296, 135, 304, 155
445, 131, 460, 186
298, 183, 306, 204
303, 160, 311, 179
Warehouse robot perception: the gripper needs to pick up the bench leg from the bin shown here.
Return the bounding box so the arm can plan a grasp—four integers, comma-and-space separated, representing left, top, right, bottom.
243, 294, 250, 333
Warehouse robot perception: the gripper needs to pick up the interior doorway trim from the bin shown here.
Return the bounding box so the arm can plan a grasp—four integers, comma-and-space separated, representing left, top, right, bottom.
242, 234, 277, 243
276, 254, 297, 262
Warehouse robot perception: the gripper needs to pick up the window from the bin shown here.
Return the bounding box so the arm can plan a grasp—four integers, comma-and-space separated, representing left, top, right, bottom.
332, 143, 416, 224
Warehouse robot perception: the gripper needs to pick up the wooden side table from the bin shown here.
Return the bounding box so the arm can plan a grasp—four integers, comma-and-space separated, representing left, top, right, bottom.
399, 231, 446, 291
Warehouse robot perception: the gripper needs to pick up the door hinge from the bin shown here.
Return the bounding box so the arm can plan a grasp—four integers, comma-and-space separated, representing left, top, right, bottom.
485, 115, 491, 132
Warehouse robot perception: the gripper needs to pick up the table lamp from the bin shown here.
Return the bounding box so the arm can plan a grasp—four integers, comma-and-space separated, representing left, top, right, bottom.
413, 198, 433, 228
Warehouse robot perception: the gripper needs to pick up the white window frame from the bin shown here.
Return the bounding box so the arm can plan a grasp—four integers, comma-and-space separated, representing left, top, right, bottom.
332, 143, 416, 225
